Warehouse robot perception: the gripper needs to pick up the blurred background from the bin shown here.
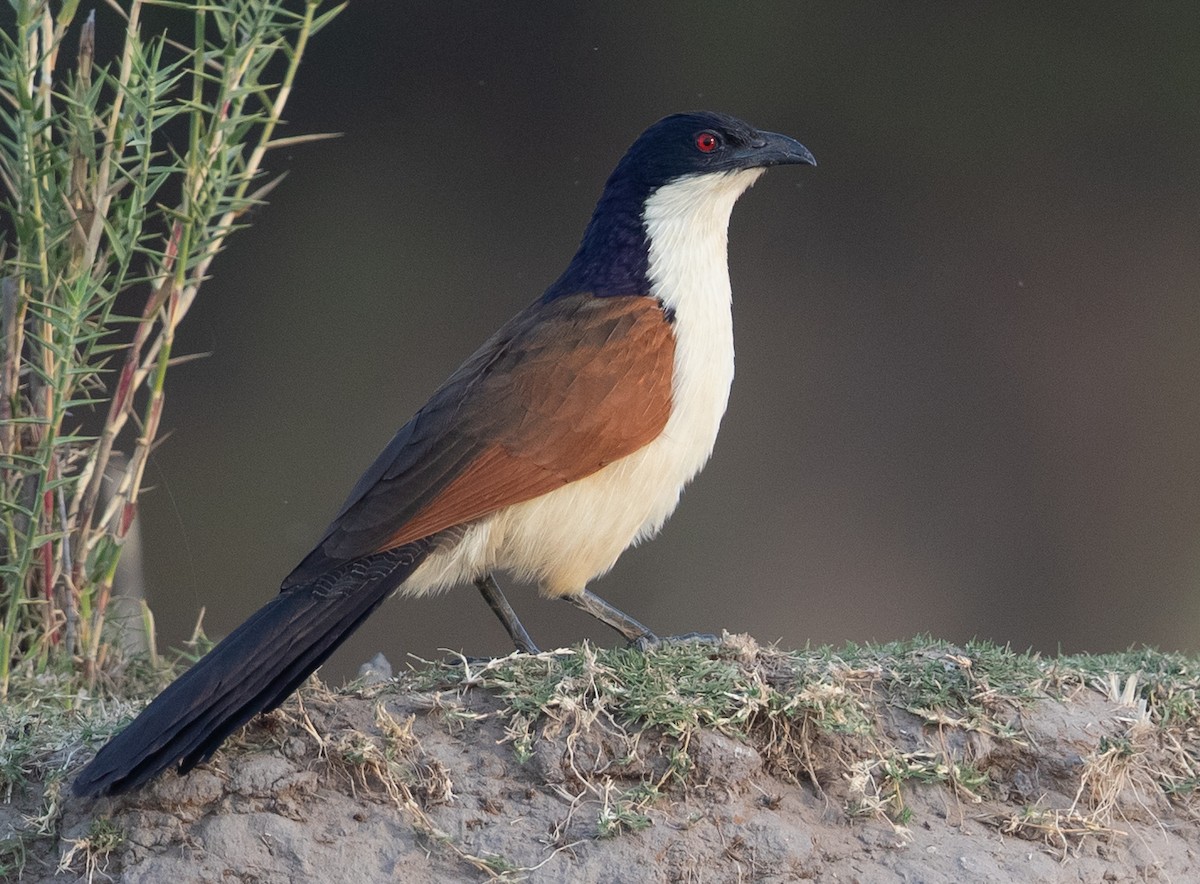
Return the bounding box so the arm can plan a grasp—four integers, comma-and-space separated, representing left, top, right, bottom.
87, 4, 1200, 679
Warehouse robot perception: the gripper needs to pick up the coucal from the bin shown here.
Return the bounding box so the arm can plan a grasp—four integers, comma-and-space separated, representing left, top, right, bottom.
73, 111, 815, 797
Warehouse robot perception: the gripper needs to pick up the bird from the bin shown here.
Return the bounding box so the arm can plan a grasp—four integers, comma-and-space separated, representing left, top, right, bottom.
73, 110, 815, 798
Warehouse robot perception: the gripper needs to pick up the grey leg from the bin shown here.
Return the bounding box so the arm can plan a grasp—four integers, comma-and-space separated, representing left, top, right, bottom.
475, 574, 540, 654
564, 589, 659, 646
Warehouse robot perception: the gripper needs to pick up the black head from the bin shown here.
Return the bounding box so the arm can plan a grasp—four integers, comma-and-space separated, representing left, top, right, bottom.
543, 111, 814, 302
610, 111, 816, 191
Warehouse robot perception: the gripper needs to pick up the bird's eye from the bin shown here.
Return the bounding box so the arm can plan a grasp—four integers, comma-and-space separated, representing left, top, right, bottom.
694, 131, 719, 153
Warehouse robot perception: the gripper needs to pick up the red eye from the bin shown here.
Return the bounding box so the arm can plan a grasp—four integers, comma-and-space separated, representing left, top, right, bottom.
695, 131, 718, 153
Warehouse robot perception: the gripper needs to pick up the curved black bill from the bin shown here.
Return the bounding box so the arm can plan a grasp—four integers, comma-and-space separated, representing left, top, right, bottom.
746, 130, 816, 168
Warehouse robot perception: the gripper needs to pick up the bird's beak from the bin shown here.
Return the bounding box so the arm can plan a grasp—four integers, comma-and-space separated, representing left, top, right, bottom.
737, 131, 817, 169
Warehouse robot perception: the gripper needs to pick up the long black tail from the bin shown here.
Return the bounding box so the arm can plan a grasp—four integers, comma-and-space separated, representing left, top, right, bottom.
74, 544, 428, 797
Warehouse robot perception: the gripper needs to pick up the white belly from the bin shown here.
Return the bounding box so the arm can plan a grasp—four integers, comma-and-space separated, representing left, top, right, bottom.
403, 168, 761, 598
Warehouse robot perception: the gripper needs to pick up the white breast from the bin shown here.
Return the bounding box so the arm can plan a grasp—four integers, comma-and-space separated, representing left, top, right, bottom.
404, 168, 766, 598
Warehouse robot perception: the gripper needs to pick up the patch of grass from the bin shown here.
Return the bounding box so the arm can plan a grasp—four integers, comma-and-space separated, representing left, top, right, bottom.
1052, 647, 1200, 722
830, 636, 1041, 735
1, 671, 155, 797
429, 638, 876, 761
848, 750, 990, 821
0, 660, 175, 879
476, 854, 521, 877
58, 817, 124, 881
0, 830, 36, 880
406, 634, 1200, 847
597, 781, 657, 837
1001, 806, 1124, 854
290, 695, 512, 879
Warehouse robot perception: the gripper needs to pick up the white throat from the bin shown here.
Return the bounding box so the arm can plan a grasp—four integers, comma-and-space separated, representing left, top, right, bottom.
641, 168, 765, 482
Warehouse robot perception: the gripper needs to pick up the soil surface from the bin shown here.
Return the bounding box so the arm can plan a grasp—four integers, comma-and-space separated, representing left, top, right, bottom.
8, 639, 1200, 882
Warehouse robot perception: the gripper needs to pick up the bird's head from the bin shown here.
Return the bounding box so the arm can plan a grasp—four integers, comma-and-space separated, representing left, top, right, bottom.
611, 111, 816, 190
545, 111, 814, 301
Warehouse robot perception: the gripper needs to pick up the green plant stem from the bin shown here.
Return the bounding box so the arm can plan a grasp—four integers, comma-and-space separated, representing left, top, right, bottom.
1, 0, 337, 691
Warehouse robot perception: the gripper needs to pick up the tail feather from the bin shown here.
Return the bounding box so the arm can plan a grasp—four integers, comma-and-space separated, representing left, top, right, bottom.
175, 575, 399, 773
73, 544, 427, 797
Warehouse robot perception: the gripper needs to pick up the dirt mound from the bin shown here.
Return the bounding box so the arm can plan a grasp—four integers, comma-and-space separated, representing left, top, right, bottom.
6, 637, 1200, 881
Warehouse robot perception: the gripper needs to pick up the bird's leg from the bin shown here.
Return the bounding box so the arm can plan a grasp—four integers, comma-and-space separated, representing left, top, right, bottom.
565, 589, 659, 647
475, 573, 540, 654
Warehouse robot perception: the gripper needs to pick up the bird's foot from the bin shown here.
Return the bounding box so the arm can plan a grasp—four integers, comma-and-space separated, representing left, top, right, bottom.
629, 631, 721, 651
627, 631, 662, 652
